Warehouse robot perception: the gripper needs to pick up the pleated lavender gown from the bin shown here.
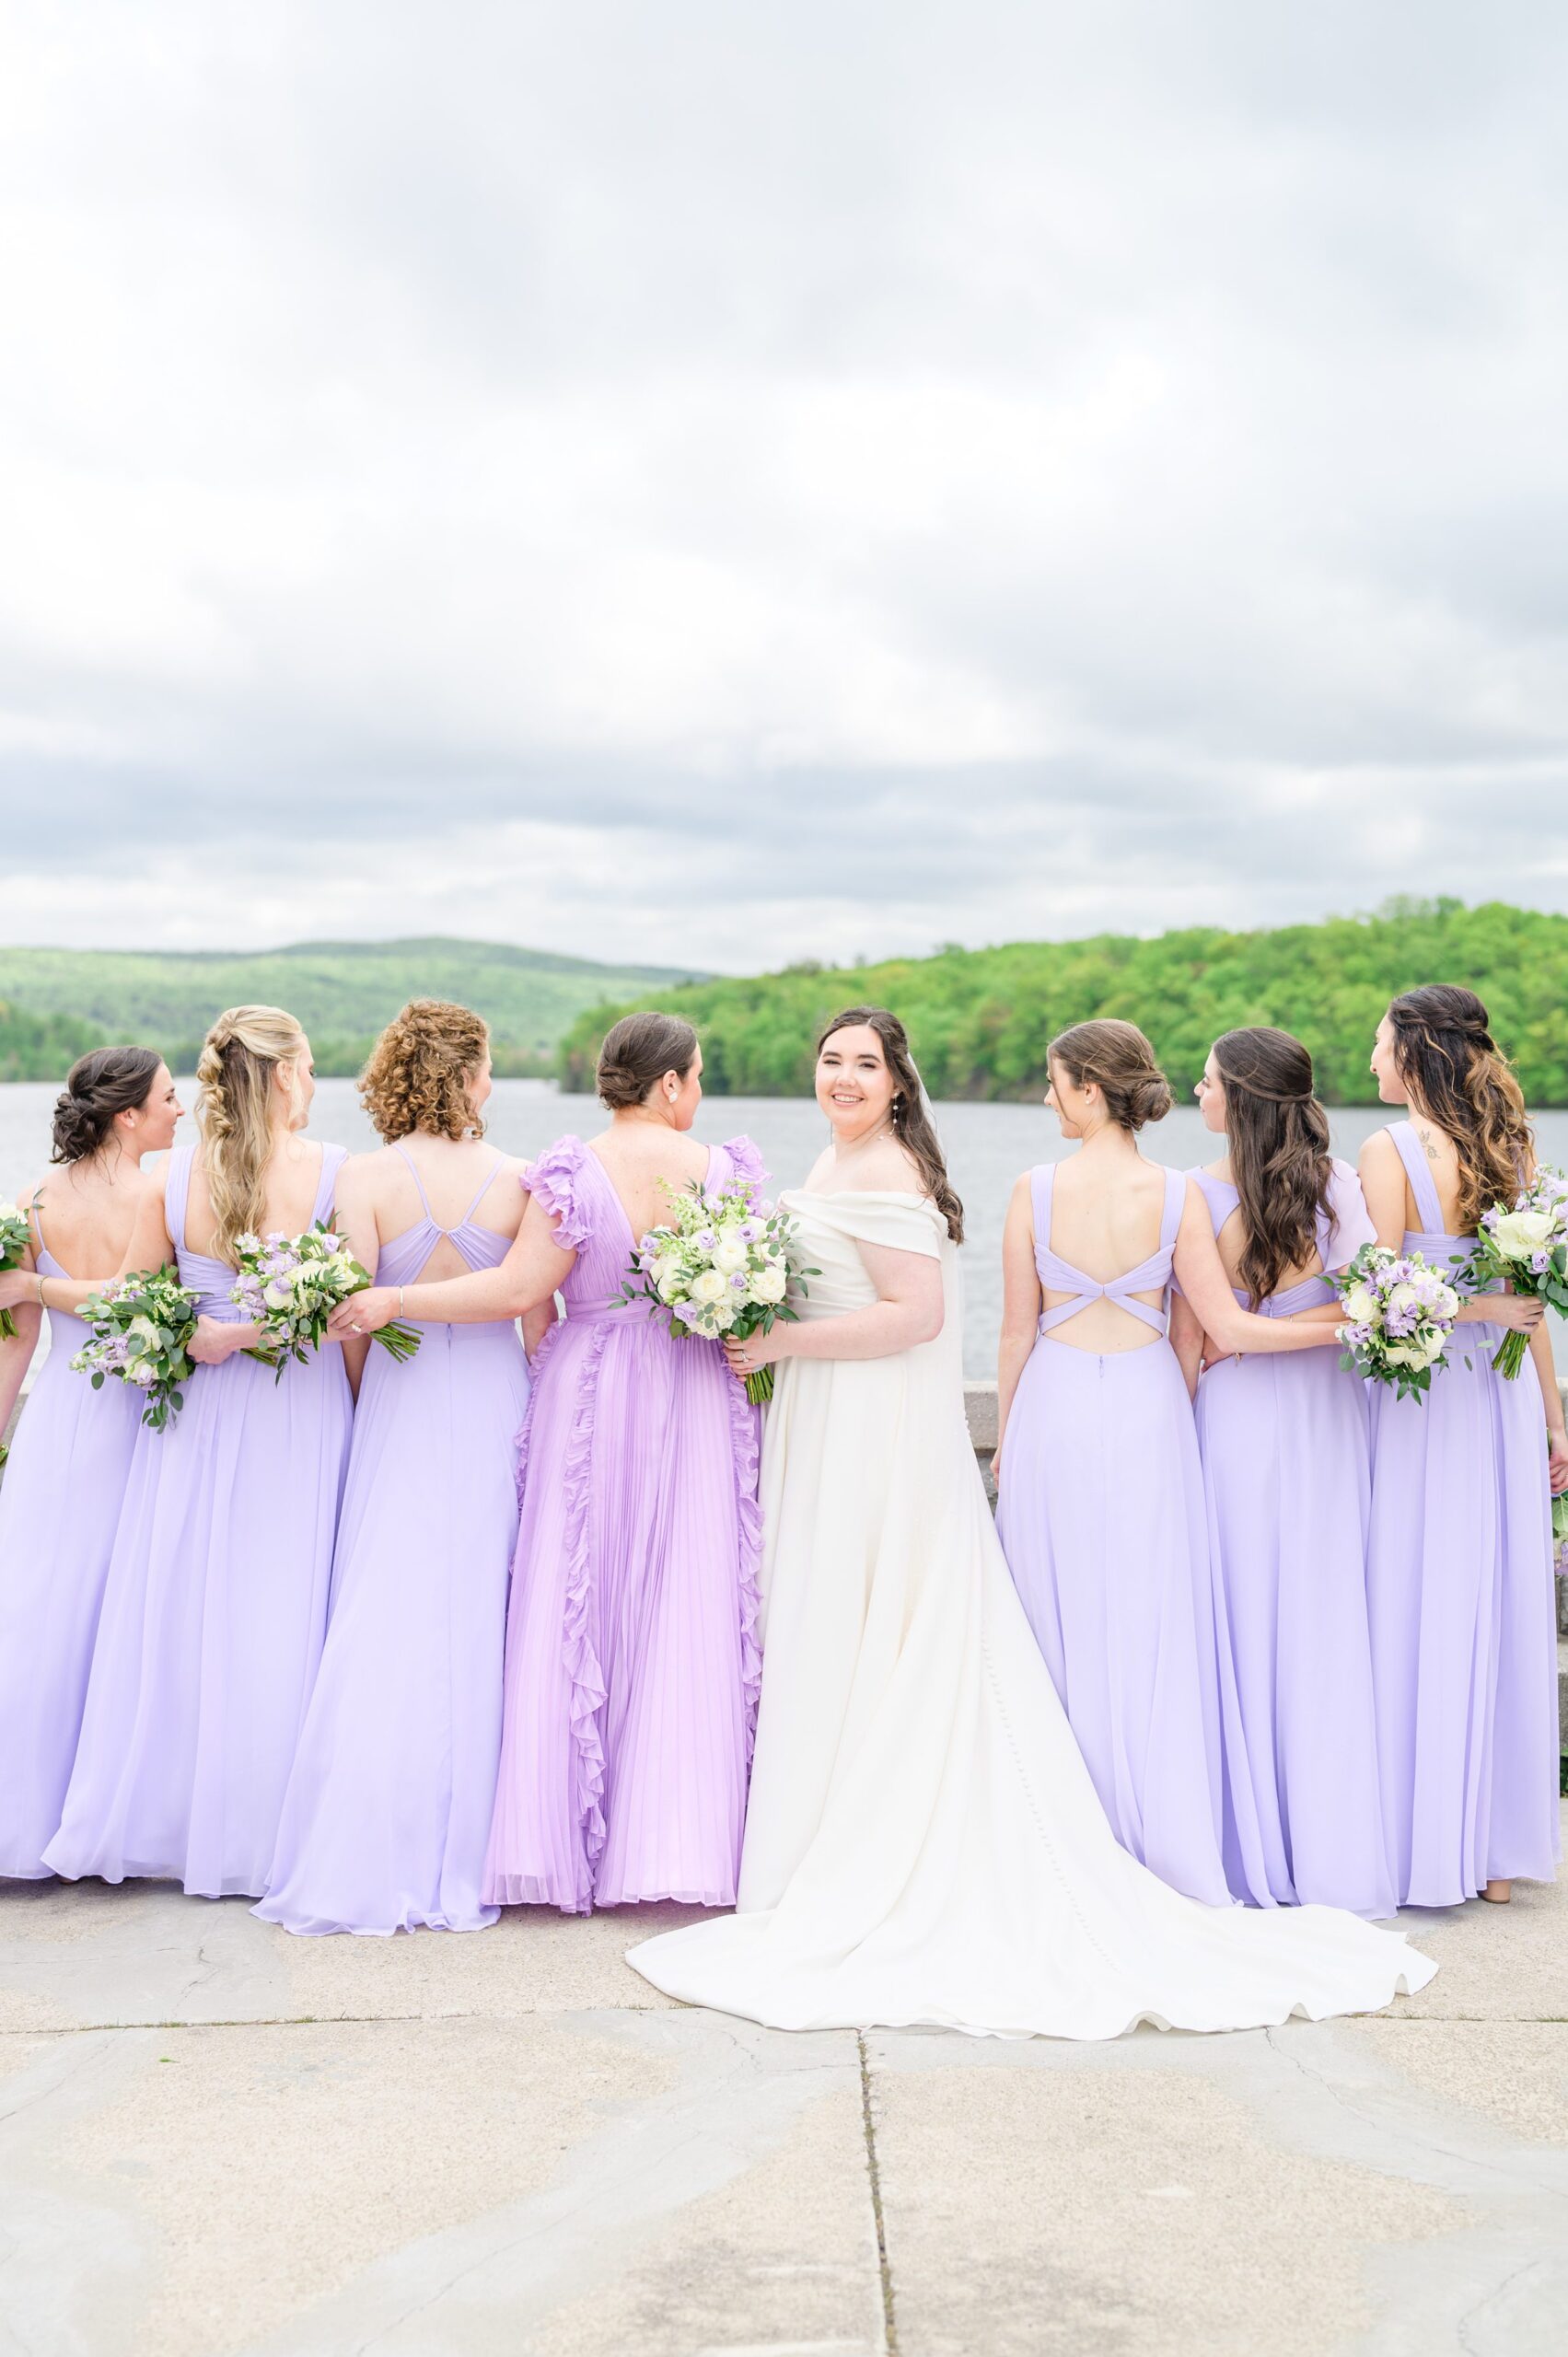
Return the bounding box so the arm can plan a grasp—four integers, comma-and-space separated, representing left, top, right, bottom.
1191, 1163, 1395, 1916
258, 1149, 530, 1935
1366, 1121, 1560, 1906
483, 1133, 763, 1913
0, 1207, 144, 1879
43, 1142, 353, 1898
997, 1164, 1230, 1906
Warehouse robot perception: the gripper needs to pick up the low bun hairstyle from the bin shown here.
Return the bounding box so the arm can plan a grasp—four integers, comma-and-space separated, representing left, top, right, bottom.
1388, 984, 1534, 1229
817, 1004, 965, 1242
1212, 1027, 1333, 1306
360, 1000, 489, 1142
195, 1004, 309, 1263
1049, 1019, 1173, 1132
51, 1046, 164, 1165
596, 1012, 699, 1110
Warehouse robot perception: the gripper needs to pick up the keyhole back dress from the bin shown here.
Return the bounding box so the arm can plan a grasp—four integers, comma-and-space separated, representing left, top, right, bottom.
997, 1162, 1230, 1906
0, 1194, 145, 1878
259, 1145, 532, 1935
1189, 1161, 1393, 1916
482, 1132, 765, 1914
1365, 1121, 1559, 1906
44, 1140, 354, 1899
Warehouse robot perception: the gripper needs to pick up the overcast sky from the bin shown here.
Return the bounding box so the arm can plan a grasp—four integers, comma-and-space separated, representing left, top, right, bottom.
4, 2, 1567, 972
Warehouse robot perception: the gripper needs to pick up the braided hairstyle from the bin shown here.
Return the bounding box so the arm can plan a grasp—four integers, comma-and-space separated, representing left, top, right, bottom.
817, 1005, 965, 1242
1387, 984, 1534, 1229
1211, 1028, 1333, 1307
51, 1046, 163, 1165
195, 1005, 308, 1261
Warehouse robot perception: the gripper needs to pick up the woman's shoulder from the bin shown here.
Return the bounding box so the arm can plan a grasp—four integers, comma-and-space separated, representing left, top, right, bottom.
522, 1133, 598, 1248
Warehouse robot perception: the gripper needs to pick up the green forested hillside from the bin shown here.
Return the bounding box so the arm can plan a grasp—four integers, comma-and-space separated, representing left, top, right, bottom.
557, 899, 1568, 1105
0, 938, 703, 1080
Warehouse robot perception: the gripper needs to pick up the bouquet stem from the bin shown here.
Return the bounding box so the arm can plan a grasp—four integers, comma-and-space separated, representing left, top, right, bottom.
1492, 1328, 1530, 1380
744, 1365, 774, 1407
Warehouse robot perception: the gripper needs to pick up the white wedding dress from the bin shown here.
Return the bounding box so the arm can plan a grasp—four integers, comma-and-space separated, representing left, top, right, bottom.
627, 1191, 1435, 2038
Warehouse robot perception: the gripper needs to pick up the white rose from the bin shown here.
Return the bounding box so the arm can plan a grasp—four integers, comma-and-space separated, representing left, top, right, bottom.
656, 1268, 686, 1304
749, 1264, 788, 1304
1385, 1282, 1420, 1321
711, 1237, 749, 1274
1433, 1285, 1460, 1321
708, 1305, 735, 1330
1342, 1285, 1380, 1327
690, 1268, 728, 1306
1492, 1209, 1554, 1258
0, 1200, 20, 1220
1383, 1343, 1423, 1368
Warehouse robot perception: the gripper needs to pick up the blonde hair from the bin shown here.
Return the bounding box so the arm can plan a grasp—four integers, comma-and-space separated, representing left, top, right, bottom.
359, 1000, 489, 1142
195, 1005, 308, 1261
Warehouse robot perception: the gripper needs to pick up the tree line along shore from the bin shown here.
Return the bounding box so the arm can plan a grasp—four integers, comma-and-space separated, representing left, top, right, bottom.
4, 899, 1566, 1104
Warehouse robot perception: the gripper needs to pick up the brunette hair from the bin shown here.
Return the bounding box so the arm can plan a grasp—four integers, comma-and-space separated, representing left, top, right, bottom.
360, 1000, 489, 1142
596, 1011, 699, 1110
1387, 984, 1534, 1228
1211, 1028, 1334, 1306
195, 1004, 309, 1262
1048, 1019, 1173, 1132
816, 1004, 965, 1242
51, 1046, 164, 1165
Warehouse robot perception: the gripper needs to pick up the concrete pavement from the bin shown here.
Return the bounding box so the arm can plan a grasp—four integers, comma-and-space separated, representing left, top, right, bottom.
3, 1819, 1566, 2357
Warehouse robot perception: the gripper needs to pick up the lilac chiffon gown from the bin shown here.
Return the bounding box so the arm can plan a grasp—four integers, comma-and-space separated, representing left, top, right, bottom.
483, 1134, 763, 1913
43, 1142, 353, 1898
1365, 1122, 1560, 1906
258, 1149, 530, 1934
997, 1164, 1230, 1907
0, 1207, 144, 1879
1190, 1163, 1395, 1916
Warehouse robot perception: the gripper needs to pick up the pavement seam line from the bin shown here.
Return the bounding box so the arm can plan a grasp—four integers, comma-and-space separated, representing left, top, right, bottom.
857, 2031, 899, 2357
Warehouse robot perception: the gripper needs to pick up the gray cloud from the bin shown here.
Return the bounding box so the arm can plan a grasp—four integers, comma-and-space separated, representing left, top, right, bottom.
3, 1, 1568, 965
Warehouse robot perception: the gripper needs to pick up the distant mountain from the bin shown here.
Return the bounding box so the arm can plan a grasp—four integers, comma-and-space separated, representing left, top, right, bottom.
556, 898, 1568, 1105
0, 937, 706, 1079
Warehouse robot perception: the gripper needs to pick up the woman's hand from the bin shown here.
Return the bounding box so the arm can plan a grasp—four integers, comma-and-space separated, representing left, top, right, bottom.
327, 1287, 397, 1341
724, 1325, 788, 1385
187, 1316, 250, 1365
0, 1269, 37, 1312
1459, 1292, 1543, 1331
1547, 1422, 1568, 1495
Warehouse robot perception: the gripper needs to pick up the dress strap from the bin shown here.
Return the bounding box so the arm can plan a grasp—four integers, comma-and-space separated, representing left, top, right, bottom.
165, 1144, 196, 1252
392, 1141, 436, 1218
1158, 1166, 1185, 1255
457, 1153, 506, 1227
1388, 1122, 1446, 1234
1029, 1163, 1056, 1277
312, 1142, 349, 1226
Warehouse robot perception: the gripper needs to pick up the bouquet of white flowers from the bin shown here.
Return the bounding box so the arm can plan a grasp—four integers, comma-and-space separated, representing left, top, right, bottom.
231, 1224, 421, 1374
1460, 1167, 1568, 1379
620, 1176, 813, 1404
71, 1266, 201, 1432
1331, 1242, 1462, 1403
1552, 1491, 1568, 1577
0, 1200, 31, 1341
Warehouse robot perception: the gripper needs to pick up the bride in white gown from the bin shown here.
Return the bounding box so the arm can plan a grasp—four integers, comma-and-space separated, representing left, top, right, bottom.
626, 1008, 1435, 2038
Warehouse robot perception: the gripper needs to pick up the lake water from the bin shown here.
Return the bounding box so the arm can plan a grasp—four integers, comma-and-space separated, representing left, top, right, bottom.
6, 1080, 1568, 1381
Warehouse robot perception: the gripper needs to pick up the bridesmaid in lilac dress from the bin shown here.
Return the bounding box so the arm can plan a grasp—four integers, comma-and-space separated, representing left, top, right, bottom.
333, 1012, 762, 1914
995, 1021, 1355, 1907
0, 1051, 185, 1879
259, 1003, 532, 1935
1169, 1028, 1392, 1916
43, 1006, 354, 1899
1360, 985, 1563, 1909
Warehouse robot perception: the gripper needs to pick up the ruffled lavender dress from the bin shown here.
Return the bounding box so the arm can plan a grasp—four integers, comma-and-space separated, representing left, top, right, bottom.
1190, 1162, 1394, 1916
258, 1150, 530, 1935
0, 1206, 144, 1879
997, 1164, 1230, 1907
1366, 1121, 1560, 1905
483, 1133, 763, 1913
43, 1142, 353, 1899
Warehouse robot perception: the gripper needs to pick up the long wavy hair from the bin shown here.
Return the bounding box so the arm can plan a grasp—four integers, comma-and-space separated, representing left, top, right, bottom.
195, 1004, 308, 1262
1212, 1027, 1334, 1306
817, 1004, 965, 1242
1388, 984, 1534, 1229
